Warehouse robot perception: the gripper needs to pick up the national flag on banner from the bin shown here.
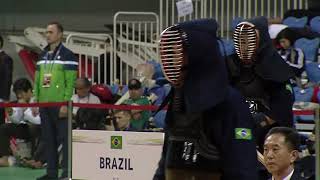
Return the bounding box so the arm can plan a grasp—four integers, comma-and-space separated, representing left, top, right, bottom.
111, 136, 123, 149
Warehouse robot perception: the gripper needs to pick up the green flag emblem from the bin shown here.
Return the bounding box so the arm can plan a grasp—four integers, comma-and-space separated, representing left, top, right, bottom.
111, 136, 122, 149
235, 128, 252, 140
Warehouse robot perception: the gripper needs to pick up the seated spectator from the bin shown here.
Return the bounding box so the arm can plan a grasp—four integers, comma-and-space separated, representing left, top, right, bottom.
276, 28, 305, 82
109, 110, 133, 131
263, 127, 304, 180
71, 78, 101, 116
292, 72, 315, 104
75, 108, 106, 130
123, 78, 151, 131
141, 61, 169, 106
0, 78, 41, 166
306, 127, 316, 155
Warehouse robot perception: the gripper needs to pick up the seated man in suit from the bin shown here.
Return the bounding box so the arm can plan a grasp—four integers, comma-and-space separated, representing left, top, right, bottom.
263, 127, 305, 180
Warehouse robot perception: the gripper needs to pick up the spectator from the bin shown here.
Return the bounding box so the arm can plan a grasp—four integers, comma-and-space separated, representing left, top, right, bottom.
75, 108, 106, 130
71, 77, 101, 116
33, 21, 78, 180
263, 127, 303, 180
107, 110, 133, 131
0, 78, 41, 166
0, 34, 13, 125
305, 127, 316, 155
276, 28, 305, 81
123, 78, 151, 131
139, 61, 168, 106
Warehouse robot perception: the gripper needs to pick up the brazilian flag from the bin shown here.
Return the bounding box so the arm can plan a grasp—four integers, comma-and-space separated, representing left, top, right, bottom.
111, 136, 122, 149
235, 128, 252, 140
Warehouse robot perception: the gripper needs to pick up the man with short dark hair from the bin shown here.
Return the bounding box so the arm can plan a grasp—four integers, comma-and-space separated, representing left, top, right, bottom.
263, 127, 304, 180
0, 34, 13, 125
113, 110, 132, 131
33, 21, 78, 180
48, 21, 64, 33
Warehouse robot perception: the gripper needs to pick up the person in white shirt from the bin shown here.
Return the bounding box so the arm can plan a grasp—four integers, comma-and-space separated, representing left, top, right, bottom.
0, 78, 41, 166
71, 78, 101, 116
275, 28, 306, 87
263, 127, 301, 180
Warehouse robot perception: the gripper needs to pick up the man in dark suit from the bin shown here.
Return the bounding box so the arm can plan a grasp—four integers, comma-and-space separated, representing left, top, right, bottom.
0, 35, 13, 125
264, 127, 306, 180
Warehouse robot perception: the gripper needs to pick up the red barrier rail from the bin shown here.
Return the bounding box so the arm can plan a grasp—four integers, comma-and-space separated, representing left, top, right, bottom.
0, 102, 67, 108
0, 102, 164, 111
0, 102, 315, 115
292, 110, 315, 116
0, 102, 315, 114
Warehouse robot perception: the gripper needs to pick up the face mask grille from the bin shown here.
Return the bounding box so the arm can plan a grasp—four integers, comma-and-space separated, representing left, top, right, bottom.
234, 22, 258, 65
159, 26, 187, 87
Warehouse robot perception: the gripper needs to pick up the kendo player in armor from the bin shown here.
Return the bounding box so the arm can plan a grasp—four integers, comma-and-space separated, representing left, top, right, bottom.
228, 16, 295, 152
153, 19, 259, 180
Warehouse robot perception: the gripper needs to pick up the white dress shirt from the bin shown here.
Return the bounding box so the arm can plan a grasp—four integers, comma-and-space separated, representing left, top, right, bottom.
272, 169, 294, 180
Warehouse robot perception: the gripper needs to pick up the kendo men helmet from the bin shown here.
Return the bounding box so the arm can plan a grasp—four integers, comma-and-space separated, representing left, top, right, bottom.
233, 22, 260, 65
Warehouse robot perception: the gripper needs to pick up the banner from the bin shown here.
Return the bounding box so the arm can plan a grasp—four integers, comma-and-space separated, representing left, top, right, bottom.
176, 0, 193, 18
72, 130, 164, 180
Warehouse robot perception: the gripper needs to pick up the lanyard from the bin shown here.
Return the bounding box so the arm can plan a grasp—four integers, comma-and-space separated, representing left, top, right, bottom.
44, 45, 62, 73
